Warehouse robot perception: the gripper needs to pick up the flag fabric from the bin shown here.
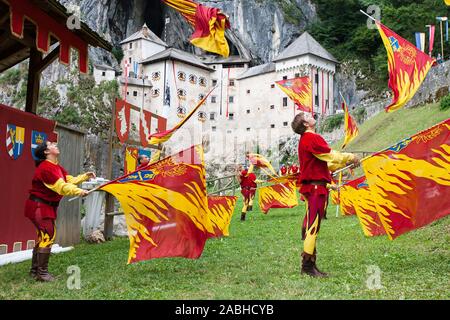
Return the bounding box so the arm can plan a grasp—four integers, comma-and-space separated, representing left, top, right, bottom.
124, 146, 138, 174
162, 0, 230, 57
99, 145, 214, 263
341, 100, 359, 149
148, 86, 215, 145
275, 77, 312, 112
207, 195, 237, 237
428, 25, 436, 56
139, 110, 152, 147
258, 181, 298, 214
115, 99, 131, 143
376, 21, 435, 112
446, 0, 450, 5
246, 153, 278, 177
338, 176, 386, 237
362, 119, 450, 239
414, 32, 425, 52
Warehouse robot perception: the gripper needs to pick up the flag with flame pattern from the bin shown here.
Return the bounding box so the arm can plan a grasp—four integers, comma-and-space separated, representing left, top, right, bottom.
275, 77, 312, 112
148, 86, 215, 145
362, 119, 450, 239
337, 176, 386, 237
207, 196, 237, 237
341, 100, 359, 149
99, 145, 214, 263
258, 181, 298, 214
376, 21, 435, 112
162, 0, 230, 57
246, 153, 278, 177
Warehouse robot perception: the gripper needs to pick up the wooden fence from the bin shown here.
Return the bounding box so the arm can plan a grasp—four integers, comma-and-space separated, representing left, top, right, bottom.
54, 123, 85, 247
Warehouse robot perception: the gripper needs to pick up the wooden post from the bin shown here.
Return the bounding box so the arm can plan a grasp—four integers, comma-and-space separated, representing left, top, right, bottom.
25, 49, 42, 114
104, 97, 116, 240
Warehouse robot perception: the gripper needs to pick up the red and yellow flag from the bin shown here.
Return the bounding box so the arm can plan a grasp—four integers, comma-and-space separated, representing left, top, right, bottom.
246, 153, 278, 177
275, 77, 312, 112
258, 181, 298, 214
148, 86, 215, 145
338, 176, 386, 237
362, 119, 450, 239
207, 196, 237, 238
341, 100, 359, 149
162, 0, 230, 57
376, 21, 435, 112
445, 0, 450, 5
99, 145, 214, 263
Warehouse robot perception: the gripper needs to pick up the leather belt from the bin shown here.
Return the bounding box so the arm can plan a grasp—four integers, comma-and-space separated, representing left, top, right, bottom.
29, 195, 59, 207
301, 180, 328, 186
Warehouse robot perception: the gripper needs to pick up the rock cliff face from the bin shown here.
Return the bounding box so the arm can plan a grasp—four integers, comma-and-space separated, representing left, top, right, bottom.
58, 0, 317, 65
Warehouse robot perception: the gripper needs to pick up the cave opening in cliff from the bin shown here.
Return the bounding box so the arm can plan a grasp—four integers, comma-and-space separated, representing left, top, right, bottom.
144, 0, 164, 38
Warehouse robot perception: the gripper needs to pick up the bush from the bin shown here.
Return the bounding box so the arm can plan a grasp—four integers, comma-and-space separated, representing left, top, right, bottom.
0, 68, 21, 85
320, 113, 344, 133
440, 94, 450, 111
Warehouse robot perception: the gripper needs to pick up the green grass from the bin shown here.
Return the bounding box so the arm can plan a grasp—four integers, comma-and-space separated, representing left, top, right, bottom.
332, 102, 450, 152
0, 196, 448, 300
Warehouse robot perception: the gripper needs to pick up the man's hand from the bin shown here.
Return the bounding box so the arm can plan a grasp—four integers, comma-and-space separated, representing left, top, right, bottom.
347, 155, 360, 168
86, 172, 96, 179
327, 184, 338, 191
80, 189, 89, 197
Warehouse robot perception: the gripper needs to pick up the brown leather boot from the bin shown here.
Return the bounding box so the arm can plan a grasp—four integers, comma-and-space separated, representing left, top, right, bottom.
311, 253, 328, 277
29, 247, 38, 278
36, 247, 55, 282
240, 212, 246, 221
301, 252, 327, 278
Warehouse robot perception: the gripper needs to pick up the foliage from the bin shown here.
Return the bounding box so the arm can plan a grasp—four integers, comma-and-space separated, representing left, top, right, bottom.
36, 73, 119, 139
0, 68, 21, 85
440, 93, 450, 111
308, 0, 450, 92
353, 107, 367, 123
112, 46, 124, 65
320, 113, 344, 133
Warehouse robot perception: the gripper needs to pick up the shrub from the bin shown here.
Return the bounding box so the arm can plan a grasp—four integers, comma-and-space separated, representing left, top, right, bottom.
320, 113, 344, 133
440, 94, 450, 111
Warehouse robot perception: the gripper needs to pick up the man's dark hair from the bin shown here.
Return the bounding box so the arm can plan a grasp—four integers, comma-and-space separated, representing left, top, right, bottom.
34, 140, 48, 167
291, 113, 308, 135
137, 154, 148, 165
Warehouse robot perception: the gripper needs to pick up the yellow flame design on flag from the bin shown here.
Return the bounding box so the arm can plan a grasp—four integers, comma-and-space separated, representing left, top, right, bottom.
258, 181, 298, 213
377, 22, 434, 112
207, 196, 237, 236
339, 184, 385, 237
276, 79, 312, 112
341, 101, 359, 149
101, 161, 213, 263
363, 142, 450, 239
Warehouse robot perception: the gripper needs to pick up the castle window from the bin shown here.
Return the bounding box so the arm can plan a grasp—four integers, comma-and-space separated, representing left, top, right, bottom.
228, 113, 234, 120
271, 124, 275, 128
282, 97, 288, 107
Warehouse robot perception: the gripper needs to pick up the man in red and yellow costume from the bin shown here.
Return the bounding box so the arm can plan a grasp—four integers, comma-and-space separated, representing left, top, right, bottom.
238, 166, 257, 221
24, 140, 94, 282
291, 112, 359, 277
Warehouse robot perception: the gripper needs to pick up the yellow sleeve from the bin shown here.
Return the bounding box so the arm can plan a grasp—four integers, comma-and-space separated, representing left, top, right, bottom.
44, 178, 85, 196
65, 173, 89, 185
314, 150, 355, 172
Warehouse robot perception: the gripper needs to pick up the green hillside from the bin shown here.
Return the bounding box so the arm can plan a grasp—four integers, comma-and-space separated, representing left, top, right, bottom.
333, 102, 450, 152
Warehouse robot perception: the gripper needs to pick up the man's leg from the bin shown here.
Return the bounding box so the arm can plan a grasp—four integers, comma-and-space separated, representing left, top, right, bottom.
34, 218, 56, 282
301, 191, 328, 277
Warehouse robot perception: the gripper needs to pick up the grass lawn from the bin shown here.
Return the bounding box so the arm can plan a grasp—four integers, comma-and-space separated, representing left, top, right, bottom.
0, 195, 448, 300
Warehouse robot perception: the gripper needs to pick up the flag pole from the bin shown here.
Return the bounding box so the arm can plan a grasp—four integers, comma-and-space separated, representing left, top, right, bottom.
359, 9, 378, 22
335, 171, 343, 217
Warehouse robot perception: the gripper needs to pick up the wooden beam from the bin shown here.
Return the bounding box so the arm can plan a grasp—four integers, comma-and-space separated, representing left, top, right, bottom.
36, 45, 60, 73
25, 48, 43, 114
0, 42, 28, 61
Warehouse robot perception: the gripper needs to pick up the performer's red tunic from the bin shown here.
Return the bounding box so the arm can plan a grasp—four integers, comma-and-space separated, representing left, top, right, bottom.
24, 160, 69, 219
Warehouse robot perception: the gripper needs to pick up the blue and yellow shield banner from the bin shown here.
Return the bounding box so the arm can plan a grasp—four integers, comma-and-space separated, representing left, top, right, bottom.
6, 124, 25, 160
31, 130, 47, 160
